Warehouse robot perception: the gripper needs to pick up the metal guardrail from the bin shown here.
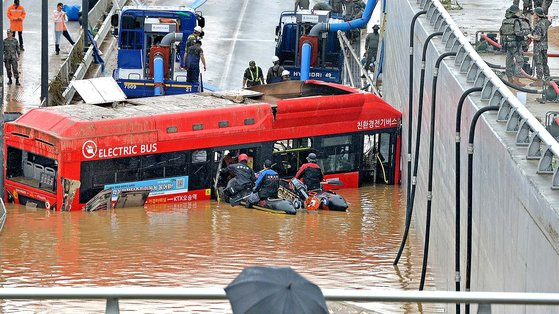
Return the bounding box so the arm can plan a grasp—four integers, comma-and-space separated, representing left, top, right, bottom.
417, 0, 559, 189
337, 30, 379, 95
1, 288, 559, 313
0, 198, 6, 233
46, 0, 127, 106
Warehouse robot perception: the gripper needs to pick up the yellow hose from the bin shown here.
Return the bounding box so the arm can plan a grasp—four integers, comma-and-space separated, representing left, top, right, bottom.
377, 154, 388, 184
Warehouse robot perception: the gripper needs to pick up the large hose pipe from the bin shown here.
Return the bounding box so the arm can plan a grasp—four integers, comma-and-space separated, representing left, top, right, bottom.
465, 105, 500, 314
160, 32, 183, 47
498, 74, 542, 94
394, 31, 443, 266
309, 0, 378, 36
551, 81, 559, 95
480, 33, 502, 49
154, 53, 165, 96
300, 42, 312, 81
419, 51, 457, 293
481, 34, 559, 57
405, 10, 426, 238
454, 86, 482, 313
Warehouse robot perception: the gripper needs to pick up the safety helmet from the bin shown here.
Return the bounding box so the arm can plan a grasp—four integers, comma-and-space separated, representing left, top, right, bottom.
238, 154, 249, 162
307, 153, 317, 162
534, 7, 546, 17
272, 56, 280, 62
282, 70, 290, 76
264, 159, 273, 168
194, 26, 202, 33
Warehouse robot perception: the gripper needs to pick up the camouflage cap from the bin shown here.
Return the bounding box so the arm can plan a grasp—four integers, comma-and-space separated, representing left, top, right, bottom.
508, 4, 520, 13
534, 7, 546, 17
373, 24, 380, 30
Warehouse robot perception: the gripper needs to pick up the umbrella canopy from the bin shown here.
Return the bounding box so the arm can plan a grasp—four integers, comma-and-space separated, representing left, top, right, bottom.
225, 266, 329, 314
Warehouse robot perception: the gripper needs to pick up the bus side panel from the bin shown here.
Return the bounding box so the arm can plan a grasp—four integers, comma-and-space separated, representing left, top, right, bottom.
145, 188, 211, 205
323, 172, 359, 190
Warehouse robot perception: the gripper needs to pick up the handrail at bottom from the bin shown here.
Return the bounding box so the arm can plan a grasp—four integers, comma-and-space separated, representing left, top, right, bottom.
0, 288, 559, 305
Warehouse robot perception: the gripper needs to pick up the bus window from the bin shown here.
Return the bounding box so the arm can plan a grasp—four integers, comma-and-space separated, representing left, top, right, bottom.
316, 134, 357, 174
189, 150, 211, 190
192, 150, 207, 163
6, 146, 57, 192
272, 138, 313, 177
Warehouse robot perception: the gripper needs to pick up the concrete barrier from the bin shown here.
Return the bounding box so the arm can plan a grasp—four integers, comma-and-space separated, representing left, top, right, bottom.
382, 0, 559, 313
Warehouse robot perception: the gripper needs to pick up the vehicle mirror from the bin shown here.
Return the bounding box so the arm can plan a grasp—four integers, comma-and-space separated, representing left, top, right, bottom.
111, 13, 119, 27
197, 15, 206, 28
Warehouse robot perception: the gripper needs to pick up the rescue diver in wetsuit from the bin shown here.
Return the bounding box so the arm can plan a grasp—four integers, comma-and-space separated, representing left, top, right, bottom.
221, 153, 256, 205
246, 160, 280, 208
295, 153, 324, 191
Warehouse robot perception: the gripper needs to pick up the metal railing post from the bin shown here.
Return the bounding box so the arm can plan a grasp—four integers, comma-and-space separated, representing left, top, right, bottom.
105, 298, 120, 314
337, 35, 355, 87
337, 31, 379, 94
477, 303, 492, 313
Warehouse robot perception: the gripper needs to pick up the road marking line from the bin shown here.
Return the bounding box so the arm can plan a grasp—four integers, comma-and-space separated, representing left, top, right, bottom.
219, 0, 250, 89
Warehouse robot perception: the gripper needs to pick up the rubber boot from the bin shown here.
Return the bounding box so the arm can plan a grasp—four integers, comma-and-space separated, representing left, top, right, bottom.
55, 44, 60, 55
7, 77, 12, 85
15, 78, 20, 86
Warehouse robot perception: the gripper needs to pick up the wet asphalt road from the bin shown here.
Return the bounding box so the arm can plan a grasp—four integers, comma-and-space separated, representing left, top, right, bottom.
2, 0, 82, 111
150, 0, 289, 90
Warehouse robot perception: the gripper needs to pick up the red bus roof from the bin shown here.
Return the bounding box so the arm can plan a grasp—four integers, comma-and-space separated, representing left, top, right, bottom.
6, 81, 401, 144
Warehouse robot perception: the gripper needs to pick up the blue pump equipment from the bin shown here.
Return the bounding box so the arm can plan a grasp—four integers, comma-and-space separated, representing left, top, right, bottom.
298, 0, 378, 81
154, 54, 165, 96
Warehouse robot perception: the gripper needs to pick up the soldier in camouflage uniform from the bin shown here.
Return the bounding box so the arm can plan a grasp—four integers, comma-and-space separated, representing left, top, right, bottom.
330, 0, 344, 14
364, 25, 380, 70
500, 5, 528, 85
294, 0, 310, 11
345, 0, 365, 20
534, 0, 553, 14
528, 7, 551, 86
3, 29, 20, 86
519, 13, 532, 53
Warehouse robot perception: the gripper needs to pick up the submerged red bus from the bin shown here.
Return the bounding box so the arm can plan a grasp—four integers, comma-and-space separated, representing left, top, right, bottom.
4, 80, 401, 211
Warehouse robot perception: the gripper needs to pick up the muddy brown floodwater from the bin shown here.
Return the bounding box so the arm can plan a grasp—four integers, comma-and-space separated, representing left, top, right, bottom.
0, 185, 443, 313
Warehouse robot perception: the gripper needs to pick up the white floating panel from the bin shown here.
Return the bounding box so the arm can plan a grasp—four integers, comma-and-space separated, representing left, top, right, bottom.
71, 77, 127, 105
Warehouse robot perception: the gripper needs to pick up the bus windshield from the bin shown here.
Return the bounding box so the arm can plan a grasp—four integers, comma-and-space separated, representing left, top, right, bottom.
6, 146, 58, 193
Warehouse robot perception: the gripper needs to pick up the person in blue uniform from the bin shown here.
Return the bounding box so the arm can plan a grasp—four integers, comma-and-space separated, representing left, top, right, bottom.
185, 39, 206, 84
246, 160, 280, 208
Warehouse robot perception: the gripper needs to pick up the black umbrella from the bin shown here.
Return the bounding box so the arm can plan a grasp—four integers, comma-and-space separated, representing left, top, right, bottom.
225, 266, 329, 314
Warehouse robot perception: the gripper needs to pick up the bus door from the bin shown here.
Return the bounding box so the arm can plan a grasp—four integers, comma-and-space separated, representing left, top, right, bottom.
210, 144, 266, 198
361, 130, 398, 185
188, 149, 212, 192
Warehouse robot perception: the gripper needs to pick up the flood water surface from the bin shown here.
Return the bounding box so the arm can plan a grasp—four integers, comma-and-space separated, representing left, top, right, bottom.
0, 185, 441, 313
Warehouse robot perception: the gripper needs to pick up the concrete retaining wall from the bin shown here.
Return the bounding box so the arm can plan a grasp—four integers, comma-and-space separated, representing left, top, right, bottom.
382, 1, 559, 313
